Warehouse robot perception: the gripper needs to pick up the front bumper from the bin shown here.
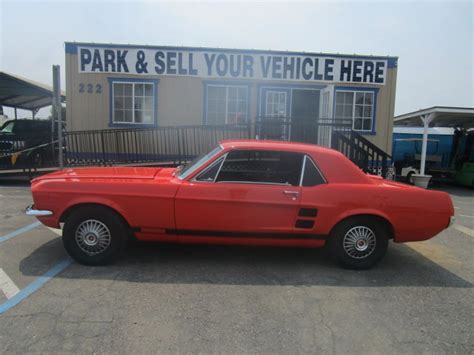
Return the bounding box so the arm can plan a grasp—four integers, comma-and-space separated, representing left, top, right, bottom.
25, 205, 53, 217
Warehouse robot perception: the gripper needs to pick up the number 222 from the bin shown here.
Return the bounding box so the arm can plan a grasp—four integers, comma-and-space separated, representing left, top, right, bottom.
79, 83, 102, 94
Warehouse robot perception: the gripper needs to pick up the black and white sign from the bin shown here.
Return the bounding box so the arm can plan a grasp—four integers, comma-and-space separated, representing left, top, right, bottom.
78, 46, 387, 85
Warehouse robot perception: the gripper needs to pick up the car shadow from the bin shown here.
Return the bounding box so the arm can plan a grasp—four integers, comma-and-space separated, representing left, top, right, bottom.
19, 238, 472, 288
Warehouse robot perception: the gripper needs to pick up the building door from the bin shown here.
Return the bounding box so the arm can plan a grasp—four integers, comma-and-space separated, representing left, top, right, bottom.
262, 89, 289, 140
290, 89, 320, 143
318, 86, 334, 147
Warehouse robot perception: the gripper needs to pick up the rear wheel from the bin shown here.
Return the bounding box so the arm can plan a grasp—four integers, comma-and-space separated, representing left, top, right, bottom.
329, 217, 389, 269
63, 206, 128, 265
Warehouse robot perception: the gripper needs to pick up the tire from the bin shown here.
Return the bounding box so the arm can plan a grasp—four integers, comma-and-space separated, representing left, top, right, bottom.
328, 217, 389, 270
406, 172, 415, 185
62, 206, 128, 265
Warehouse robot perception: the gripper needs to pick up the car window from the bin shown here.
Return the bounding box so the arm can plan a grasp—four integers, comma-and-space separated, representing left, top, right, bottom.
12, 121, 29, 132
178, 145, 223, 179
216, 150, 304, 186
195, 157, 225, 182
302, 156, 326, 186
1, 121, 14, 133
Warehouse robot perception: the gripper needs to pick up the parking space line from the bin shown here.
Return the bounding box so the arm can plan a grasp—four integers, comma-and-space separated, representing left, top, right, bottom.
0, 221, 41, 244
0, 258, 73, 315
0, 268, 20, 299
459, 214, 474, 219
454, 225, 474, 237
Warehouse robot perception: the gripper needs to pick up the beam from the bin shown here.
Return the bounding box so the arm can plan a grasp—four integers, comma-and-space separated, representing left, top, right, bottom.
420, 113, 434, 175
0, 94, 22, 102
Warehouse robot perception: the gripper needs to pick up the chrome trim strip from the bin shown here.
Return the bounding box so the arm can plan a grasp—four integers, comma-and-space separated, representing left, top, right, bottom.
213, 153, 227, 182
192, 153, 227, 183
299, 155, 307, 187
215, 181, 291, 186
25, 205, 53, 217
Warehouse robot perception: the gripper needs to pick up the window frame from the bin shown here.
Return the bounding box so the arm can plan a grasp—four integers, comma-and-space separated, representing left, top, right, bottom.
204, 83, 250, 125
334, 88, 377, 134
108, 78, 159, 128
191, 150, 327, 187
193, 155, 227, 183
265, 91, 288, 117
300, 155, 327, 187
177, 145, 224, 180
205, 149, 306, 187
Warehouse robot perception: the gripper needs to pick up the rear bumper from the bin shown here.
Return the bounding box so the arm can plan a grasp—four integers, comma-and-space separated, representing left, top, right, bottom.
25, 205, 53, 217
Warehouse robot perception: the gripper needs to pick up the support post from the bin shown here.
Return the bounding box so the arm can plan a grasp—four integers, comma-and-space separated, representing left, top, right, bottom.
14, 108, 17, 119
52, 65, 63, 169
420, 113, 434, 175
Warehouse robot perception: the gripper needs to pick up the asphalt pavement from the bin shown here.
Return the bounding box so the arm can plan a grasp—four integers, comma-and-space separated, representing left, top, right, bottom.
0, 181, 472, 354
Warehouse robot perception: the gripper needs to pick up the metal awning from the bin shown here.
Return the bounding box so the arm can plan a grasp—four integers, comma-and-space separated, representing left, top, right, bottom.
0, 71, 65, 111
394, 106, 474, 181
394, 106, 474, 128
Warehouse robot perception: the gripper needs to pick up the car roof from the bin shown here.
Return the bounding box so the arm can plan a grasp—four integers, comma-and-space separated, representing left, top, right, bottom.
219, 139, 341, 156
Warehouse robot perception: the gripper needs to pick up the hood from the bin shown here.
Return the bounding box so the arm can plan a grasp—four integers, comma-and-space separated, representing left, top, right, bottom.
33, 167, 167, 181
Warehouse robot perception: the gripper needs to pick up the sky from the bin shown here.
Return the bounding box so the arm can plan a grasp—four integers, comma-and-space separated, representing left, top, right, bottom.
0, 0, 472, 119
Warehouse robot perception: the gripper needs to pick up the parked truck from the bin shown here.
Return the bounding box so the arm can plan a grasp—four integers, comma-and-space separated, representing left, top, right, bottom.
392, 126, 473, 187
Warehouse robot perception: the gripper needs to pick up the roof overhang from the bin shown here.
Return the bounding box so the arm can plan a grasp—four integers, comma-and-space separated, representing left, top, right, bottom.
0, 71, 66, 111
394, 106, 474, 128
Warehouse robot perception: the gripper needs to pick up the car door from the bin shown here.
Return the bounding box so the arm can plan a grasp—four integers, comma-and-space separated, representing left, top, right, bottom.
174, 149, 305, 236
294, 155, 328, 234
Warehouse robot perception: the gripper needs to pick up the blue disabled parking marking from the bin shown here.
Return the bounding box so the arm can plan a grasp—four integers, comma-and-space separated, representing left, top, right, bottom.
0, 221, 42, 244
0, 258, 73, 314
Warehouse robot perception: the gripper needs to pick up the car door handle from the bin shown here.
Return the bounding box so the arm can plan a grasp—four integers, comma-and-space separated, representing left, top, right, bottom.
283, 190, 299, 195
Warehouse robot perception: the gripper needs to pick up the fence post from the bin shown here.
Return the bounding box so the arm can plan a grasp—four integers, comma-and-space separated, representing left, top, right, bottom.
177, 128, 182, 165
382, 155, 387, 178
52, 65, 63, 169
100, 130, 106, 165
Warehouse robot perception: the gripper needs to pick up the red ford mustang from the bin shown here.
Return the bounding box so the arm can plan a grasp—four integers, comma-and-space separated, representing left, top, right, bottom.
26, 140, 454, 269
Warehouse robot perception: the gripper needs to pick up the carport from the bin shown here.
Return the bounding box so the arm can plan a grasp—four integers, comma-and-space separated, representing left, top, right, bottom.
0, 71, 65, 118
394, 106, 474, 186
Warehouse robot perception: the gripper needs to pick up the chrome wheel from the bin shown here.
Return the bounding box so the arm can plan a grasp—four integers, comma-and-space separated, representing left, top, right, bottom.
343, 226, 377, 259
75, 219, 111, 256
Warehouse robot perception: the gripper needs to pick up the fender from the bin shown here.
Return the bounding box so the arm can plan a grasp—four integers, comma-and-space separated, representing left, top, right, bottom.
328, 208, 395, 236
39, 195, 129, 229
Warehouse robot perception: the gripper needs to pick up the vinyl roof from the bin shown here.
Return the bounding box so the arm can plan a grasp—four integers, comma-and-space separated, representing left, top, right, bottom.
0, 71, 66, 111
219, 139, 342, 156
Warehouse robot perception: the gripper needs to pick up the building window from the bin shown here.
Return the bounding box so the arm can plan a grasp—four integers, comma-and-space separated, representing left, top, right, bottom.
206, 85, 248, 125
113, 82, 155, 124
335, 91, 375, 132
266, 91, 287, 117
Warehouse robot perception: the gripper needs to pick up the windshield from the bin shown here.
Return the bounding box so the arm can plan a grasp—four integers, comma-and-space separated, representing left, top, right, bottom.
1, 121, 14, 133
178, 145, 223, 179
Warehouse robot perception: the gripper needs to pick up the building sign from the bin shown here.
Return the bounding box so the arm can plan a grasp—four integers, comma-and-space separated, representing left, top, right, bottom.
78, 46, 387, 85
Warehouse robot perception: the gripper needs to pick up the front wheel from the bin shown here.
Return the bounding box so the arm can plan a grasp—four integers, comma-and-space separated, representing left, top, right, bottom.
63, 206, 128, 265
328, 217, 389, 270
